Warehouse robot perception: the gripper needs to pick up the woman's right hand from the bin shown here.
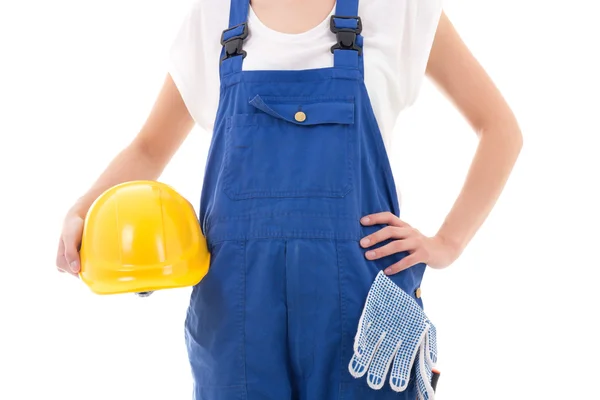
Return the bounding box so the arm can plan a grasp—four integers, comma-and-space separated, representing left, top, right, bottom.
56, 209, 85, 278
54, 73, 195, 278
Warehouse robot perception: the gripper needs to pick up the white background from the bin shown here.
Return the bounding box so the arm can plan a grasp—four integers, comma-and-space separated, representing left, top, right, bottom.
1, 0, 599, 399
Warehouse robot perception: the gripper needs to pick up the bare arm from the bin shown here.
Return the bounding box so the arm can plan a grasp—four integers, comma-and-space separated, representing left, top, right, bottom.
426, 11, 523, 256
57, 73, 194, 275
71, 73, 195, 216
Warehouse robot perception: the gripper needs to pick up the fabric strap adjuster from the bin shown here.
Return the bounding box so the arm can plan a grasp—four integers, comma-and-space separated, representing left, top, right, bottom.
330, 15, 363, 55
220, 22, 249, 63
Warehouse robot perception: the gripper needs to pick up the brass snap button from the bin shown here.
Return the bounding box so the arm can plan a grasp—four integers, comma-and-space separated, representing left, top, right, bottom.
415, 288, 422, 299
294, 111, 306, 122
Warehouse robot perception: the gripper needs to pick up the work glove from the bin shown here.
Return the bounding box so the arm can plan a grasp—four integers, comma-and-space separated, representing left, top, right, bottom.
414, 323, 437, 399
348, 270, 438, 398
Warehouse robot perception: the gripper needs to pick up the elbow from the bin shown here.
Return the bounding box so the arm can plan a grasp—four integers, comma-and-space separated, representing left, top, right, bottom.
478, 113, 524, 156
504, 123, 523, 156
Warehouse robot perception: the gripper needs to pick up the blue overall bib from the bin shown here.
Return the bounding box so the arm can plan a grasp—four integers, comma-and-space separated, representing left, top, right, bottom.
184, 0, 428, 398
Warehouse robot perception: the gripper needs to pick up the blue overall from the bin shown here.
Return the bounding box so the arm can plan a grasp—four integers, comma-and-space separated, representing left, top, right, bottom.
184, 0, 428, 398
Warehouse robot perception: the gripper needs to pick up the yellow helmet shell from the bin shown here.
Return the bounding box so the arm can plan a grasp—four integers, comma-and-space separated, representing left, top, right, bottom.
79, 181, 210, 295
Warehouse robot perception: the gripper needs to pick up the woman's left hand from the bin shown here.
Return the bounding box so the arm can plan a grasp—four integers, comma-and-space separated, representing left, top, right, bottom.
360, 212, 460, 275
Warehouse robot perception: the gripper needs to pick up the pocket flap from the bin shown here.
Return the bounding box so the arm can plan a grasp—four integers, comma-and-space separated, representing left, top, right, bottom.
249, 95, 355, 125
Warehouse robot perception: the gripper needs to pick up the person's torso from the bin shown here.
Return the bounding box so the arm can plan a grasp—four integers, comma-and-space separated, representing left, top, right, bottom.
197, 0, 425, 299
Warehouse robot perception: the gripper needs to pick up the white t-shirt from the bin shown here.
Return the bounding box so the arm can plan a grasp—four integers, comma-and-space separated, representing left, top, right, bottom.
169, 0, 442, 150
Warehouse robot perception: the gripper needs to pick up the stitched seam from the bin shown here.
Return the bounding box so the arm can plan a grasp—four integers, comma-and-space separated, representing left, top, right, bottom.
207, 230, 362, 246
336, 240, 345, 399
209, 212, 357, 221
241, 240, 248, 398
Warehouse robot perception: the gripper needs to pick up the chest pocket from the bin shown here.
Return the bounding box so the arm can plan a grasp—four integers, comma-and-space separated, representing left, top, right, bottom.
222, 95, 355, 200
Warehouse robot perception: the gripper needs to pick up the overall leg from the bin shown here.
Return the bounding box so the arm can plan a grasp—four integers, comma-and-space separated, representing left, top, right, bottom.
185, 239, 293, 400
245, 239, 294, 399
292, 239, 418, 400
284, 239, 343, 400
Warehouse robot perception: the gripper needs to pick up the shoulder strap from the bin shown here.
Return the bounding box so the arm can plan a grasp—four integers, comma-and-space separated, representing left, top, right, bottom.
331, 0, 363, 70
220, 0, 364, 75
219, 0, 250, 76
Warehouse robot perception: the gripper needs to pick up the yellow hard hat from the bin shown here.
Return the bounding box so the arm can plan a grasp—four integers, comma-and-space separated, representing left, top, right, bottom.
79, 180, 210, 295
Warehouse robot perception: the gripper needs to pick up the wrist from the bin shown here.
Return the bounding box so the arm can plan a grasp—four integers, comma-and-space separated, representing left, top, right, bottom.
433, 231, 465, 261
69, 197, 90, 219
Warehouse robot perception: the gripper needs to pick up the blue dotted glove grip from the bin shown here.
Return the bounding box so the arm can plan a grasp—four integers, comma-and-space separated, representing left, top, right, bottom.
348, 271, 438, 398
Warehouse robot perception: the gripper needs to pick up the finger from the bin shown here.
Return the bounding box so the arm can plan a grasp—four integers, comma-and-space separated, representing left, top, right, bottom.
389, 341, 419, 392
416, 344, 435, 400
365, 237, 420, 260
348, 328, 383, 379
354, 306, 373, 353
367, 338, 399, 390
426, 323, 438, 365
56, 238, 78, 278
360, 212, 409, 228
55, 238, 68, 271
62, 236, 81, 275
384, 253, 424, 275
360, 226, 413, 248
57, 261, 79, 278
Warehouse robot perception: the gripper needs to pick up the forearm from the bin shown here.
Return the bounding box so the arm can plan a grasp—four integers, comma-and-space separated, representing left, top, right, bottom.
68, 73, 194, 218
436, 125, 522, 255
423, 11, 524, 256
70, 141, 166, 217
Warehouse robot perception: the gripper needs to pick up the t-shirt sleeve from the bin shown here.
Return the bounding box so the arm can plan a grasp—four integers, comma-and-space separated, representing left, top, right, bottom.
168, 0, 222, 132
400, 0, 443, 108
